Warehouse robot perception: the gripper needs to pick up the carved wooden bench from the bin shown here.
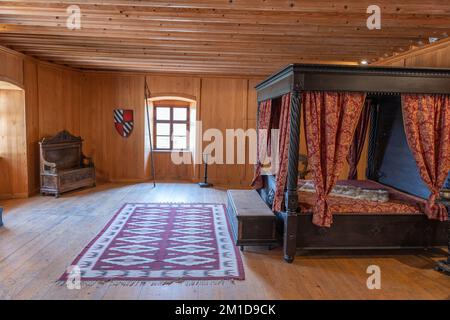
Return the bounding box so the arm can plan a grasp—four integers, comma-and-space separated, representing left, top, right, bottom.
226, 189, 278, 250
39, 130, 95, 198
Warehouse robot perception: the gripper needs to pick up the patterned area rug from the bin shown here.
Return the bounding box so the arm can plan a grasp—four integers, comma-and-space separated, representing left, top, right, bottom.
60, 203, 244, 283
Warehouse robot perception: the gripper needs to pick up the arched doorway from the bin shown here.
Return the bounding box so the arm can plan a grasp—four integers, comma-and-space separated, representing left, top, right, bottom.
0, 80, 28, 199
145, 96, 198, 182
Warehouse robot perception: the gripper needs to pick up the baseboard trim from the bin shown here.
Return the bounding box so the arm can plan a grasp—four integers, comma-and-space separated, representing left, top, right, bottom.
109, 178, 150, 183
28, 187, 40, 197
106, 179, 252, 189
0, 192, 29, 200
110, 178, 198, 184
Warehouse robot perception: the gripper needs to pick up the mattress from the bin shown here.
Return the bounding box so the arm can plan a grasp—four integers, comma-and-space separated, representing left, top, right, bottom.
297, 179, 427, 215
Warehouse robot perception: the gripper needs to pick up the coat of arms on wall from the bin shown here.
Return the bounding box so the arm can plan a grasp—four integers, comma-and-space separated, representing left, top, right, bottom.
114, 109, 134, 138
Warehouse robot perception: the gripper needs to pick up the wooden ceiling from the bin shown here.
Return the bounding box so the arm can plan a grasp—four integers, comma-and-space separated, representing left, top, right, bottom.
0, 1, 449, 76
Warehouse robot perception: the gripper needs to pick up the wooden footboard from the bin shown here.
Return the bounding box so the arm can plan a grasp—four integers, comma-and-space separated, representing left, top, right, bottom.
294, 213, 447, 249
260, 175, 447, 251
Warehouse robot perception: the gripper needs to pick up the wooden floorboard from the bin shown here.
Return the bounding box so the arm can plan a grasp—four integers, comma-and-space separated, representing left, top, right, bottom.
0, 182, 449, 300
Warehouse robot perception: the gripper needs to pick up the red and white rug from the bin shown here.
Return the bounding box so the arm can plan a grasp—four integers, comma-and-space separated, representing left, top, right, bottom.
60, 203, 244, 283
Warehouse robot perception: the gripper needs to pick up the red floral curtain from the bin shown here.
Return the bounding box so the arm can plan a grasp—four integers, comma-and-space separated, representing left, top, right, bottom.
347, 99, 372, 180
252, 99, 272, 189
303, 91, 366, 227
402, 94, 450, 221
273, 93, 291, 212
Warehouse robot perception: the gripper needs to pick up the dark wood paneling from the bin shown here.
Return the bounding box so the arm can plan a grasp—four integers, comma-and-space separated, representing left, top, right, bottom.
257, 64, 450, 96
296, 214, 447, 249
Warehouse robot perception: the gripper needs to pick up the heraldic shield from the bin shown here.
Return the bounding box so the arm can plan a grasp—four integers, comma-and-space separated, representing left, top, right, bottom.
114, 109, 134, 138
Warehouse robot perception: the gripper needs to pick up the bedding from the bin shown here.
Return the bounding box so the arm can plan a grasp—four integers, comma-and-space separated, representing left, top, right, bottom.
297, 179, 427, 215
299, 180, 390, 202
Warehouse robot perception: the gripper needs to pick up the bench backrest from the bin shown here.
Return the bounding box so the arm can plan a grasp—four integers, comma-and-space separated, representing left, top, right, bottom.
39, 131, 83, 171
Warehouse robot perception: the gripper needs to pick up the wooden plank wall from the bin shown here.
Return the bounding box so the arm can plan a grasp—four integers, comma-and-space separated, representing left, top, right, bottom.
23, 59, 40, 196
79, 73, 145, 182
0, 46, 83, 198
2, 39, 449, 199
79, 73, 260, 187
26, 62, 82, 195
374, 38, 450, 68
0, 48, 28, 199
37, 64, 82, 137
0, 49, 23, 86
0, 88, 27, 198
0, 45, 261, 194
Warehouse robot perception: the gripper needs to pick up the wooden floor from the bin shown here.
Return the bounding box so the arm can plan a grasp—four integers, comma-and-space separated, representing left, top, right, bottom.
0, 183, 449, 300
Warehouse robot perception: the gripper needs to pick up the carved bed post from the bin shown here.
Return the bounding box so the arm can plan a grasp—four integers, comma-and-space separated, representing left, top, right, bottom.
366, 99, 379, 180
283, 85, 301, 263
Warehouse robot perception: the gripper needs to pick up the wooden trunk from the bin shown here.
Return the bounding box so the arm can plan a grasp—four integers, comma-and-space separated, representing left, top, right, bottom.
226, 190, 278, 248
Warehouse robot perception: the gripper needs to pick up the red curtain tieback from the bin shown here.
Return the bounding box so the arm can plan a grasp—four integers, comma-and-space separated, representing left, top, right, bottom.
316, 195, 328, 210
313, 195, 332, 227
425, 191, 441, 218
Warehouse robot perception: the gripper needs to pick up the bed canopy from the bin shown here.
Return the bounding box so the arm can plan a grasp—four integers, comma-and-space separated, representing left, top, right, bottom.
253, 64, 450, 265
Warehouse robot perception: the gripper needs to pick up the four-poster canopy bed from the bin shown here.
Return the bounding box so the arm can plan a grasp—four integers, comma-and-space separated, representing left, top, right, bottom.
252, 64, 450, 266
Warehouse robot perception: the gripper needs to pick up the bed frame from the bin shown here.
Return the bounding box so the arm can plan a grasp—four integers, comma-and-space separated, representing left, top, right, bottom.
255, 64, 450, 266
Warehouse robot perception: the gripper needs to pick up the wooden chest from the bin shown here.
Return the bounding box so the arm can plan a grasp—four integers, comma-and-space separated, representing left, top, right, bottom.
226, 190, 278, 249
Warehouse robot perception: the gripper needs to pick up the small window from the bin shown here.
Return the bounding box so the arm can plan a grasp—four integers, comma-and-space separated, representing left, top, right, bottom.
154, 106, 190, 150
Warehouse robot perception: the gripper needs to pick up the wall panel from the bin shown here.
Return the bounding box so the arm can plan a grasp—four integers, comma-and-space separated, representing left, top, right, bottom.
200, 78, 248, 187
375, 39, 450, 68
1, 46, 263, 195
80, 74, 145, 182
79, 73, 257, 187
37, 64, 81, 138
0, 47, 27, 198
0, 49, 23, 86
0, 89, 28, 198
152, 152, 194, 181
404, 45, 450, 68
146, 75, 201, 100
243, 79, 260, 185
23, 59, 40, 195
0, 46, 85, 198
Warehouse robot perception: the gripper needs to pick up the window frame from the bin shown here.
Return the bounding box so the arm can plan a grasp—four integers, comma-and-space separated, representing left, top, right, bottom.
153, 105, 190, 151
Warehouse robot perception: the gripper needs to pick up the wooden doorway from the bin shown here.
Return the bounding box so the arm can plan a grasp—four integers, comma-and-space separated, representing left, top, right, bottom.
0, 80, 28, 199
